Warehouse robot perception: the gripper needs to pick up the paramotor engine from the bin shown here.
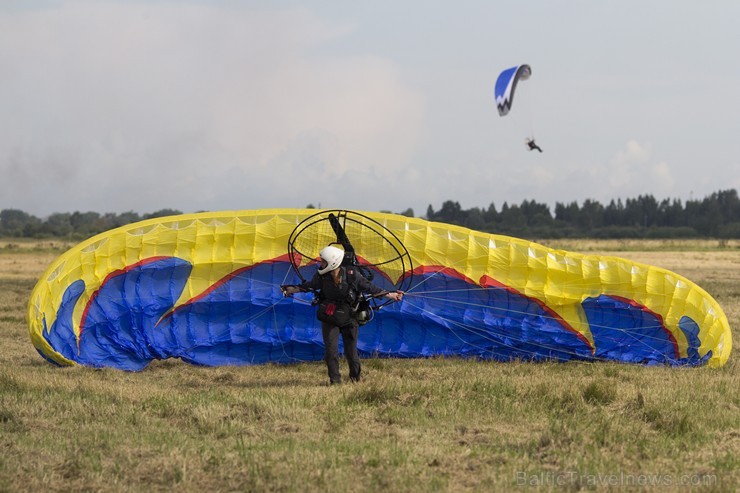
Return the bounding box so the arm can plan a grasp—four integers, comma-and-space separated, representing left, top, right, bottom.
287, 209, 413, 311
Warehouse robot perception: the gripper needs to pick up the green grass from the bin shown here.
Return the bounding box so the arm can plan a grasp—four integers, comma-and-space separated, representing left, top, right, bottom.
1, 243, 738, 492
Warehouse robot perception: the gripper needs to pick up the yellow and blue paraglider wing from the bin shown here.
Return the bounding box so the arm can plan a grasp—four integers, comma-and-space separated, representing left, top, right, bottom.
28, 209, 731, 370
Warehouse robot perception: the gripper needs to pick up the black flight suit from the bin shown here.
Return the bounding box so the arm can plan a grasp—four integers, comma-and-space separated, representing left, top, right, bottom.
300, 267, 385, 384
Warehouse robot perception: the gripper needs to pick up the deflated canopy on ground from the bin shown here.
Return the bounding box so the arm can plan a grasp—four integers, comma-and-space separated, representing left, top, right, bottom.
28, 209, 731, 371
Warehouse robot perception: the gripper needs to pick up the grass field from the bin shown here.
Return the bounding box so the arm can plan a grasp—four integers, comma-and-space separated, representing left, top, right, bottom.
1, 240, 738, 492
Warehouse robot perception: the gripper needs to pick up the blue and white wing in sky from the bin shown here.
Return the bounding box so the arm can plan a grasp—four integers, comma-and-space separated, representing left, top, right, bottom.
494, 64, 532, 116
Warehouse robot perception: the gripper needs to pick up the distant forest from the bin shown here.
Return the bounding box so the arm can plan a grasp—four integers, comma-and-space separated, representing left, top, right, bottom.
2, 189, 739, 240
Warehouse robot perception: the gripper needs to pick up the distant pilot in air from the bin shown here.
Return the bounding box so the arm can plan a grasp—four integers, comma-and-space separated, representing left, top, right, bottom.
526, 137, 543, 153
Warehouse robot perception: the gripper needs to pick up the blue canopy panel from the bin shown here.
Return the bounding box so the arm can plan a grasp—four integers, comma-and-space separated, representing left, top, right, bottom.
495, 64, 531, 116
40, 256, 710, 370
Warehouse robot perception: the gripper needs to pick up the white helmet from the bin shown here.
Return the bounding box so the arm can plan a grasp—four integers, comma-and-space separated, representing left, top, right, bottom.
318, 246, 344, 275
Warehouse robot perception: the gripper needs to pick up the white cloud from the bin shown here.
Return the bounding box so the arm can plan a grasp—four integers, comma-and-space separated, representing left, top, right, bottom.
612, 140, 651, 167
651, 161, 674, 190
0, 1, 424, 215
605, 140, 652, 192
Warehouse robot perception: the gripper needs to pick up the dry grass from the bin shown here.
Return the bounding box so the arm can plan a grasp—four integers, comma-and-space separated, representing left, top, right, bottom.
541, 238, 739, 252
1, 240, 738, 492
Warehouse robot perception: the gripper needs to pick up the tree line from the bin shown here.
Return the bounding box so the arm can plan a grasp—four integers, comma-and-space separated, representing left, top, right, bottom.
2, 189, 739, 240
424, 189, 740, 239
0, 209, 184, 240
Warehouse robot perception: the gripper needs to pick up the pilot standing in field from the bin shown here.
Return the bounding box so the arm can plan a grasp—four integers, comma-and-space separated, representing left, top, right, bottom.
283, 246, 403, 385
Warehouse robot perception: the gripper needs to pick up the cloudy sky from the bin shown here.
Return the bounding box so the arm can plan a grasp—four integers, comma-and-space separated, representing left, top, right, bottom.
2, 0, 739, 218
